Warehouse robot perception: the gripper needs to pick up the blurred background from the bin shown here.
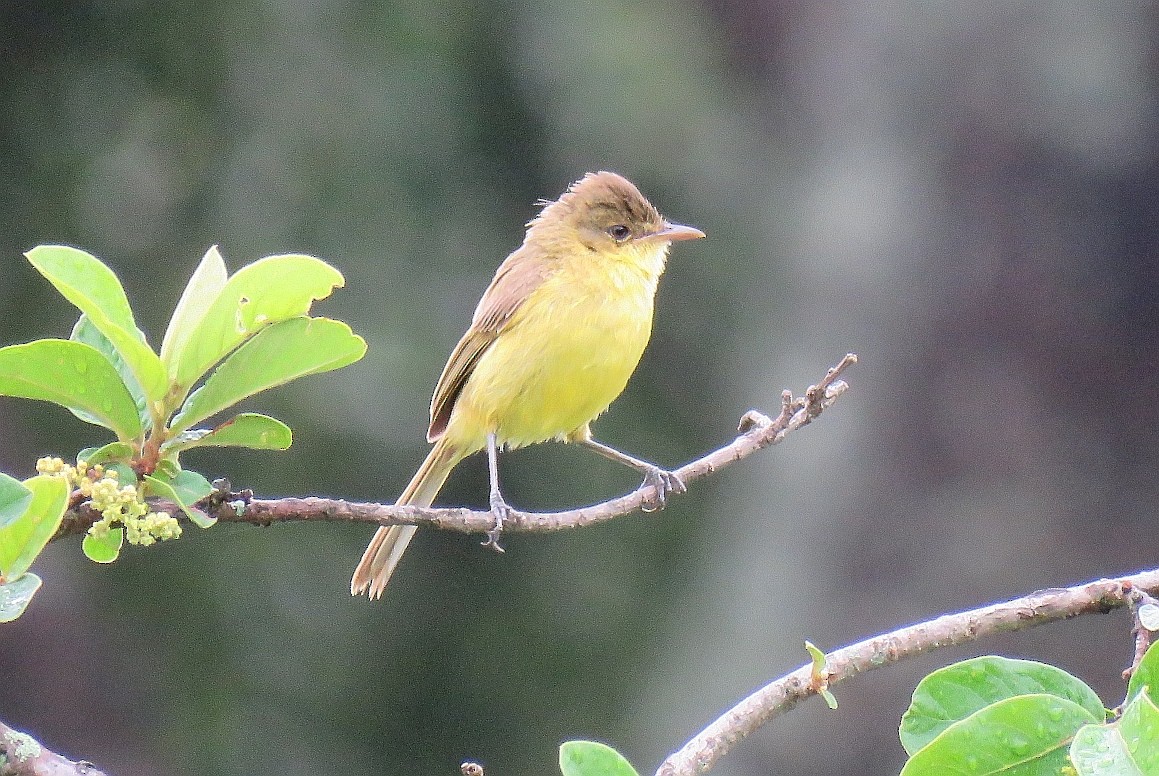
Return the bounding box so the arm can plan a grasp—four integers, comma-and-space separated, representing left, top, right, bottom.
1, 1, 1157, 774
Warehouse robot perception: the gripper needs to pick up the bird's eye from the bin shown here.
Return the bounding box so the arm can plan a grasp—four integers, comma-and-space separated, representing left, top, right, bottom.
607, 224, 632, 241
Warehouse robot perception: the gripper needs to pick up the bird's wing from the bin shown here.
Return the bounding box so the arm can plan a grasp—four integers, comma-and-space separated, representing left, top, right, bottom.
427, 249, 551, 441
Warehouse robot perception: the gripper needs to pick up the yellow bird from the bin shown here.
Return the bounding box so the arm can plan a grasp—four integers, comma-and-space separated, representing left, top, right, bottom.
351, 171, 704, 598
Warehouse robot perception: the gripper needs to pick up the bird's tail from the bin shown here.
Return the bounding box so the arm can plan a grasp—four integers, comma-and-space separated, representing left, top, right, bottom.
351, 437, 462, 599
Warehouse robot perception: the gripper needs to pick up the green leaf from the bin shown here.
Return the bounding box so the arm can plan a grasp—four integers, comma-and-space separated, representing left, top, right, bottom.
901, 656, 1106, 754
1128, 642, 1159, 707
0, 572, 42, 622
77, 442, 135, 467
901, 694, 1098, 776
559, 741, 640, 776
184, 508, 216, 529
160, 245, 229, 371
1071, 690, 1159, 776
105, 462, 137, 485
25, 245, 166, 402
71, 315, 149, 430
0, 473, 33, 529
170, 317, 366, 433
168, 254, 346, 391
143, 472, 215, 527
168, 412, 292, 452
0, 339, 144, 440
154, 459, 180, 479
167, 469, 214, 507
805, 640, 837, 709
0, 475, 70, 579
1120, 691, 1159, 774
805, 640, 825, 666
83, 528, 123, 563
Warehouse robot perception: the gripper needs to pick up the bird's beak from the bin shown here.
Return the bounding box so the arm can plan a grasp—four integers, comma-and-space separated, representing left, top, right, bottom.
654, 221, 706, 242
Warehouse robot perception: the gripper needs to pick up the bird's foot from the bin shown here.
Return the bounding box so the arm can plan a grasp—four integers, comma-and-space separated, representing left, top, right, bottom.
640, 466, 686, 512
481, 492, 513, 553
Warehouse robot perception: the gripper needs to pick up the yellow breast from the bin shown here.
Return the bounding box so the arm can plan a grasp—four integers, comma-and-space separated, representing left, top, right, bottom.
445, 244, 667, 451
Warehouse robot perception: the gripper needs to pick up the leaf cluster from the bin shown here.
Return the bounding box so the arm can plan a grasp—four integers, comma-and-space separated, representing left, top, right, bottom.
0, 246, 366, 619
898, 650, 1159, 775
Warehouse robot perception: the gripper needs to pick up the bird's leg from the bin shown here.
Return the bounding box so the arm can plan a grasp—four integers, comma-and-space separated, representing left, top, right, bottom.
576, 434, 686, 512
482, 432, 512, 553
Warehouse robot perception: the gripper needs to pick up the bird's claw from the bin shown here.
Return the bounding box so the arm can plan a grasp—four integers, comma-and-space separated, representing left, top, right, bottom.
640, 466, 686, 512
481, 493, 513, 553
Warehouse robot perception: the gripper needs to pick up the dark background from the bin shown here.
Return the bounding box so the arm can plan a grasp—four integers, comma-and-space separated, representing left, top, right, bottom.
2, 2, 1157, 774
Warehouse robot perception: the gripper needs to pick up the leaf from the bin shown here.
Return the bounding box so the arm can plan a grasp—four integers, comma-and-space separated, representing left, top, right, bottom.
900, 694, 1099, 776
1070, 690, 1159, 776
104, 462, 137, 485
143, 472, 215, 527
559, 741, 640, 776
83, 528, 123, 563
0, 473, 33, 529
805, 640, 837, 709
0, 339, 145, 440
1120, 691, 1159, 774
900, 656, 1106, 754
170, 317, 366, 432
154, 459, 180, 479
168, 254, 346, 391
160, 245, 229, 371
25, 245, 166, 402
0, 475, 70, 579
168, 413, 292, 451
184, 509, 215, 529
167, 470, 215, 507
71, 315, 149, 431
0, 572, 42, 622
1128, 642, 1159, 708
77, 442, 135, 467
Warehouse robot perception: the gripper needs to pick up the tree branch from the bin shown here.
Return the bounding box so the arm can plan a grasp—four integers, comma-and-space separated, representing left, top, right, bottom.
53, 354, 858, 540
30, 354, 1155, 775
654, 568, 1159, 776
0, 720, 107, 776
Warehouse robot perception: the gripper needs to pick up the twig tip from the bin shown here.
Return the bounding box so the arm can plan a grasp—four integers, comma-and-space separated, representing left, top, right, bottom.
738, 410, 773, 433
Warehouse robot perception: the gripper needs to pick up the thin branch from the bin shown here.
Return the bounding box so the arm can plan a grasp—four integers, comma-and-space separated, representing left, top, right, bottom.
53, 355, 858, 541
1122, 582, 1159, 695
654, 568, 1159, 776
0, 719, 107, 776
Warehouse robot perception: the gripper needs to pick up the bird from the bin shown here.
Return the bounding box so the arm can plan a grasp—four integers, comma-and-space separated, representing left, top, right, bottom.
351, 171, 704, 598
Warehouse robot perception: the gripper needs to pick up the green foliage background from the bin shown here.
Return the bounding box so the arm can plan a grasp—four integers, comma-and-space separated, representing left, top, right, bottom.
1, 3, 1156, 775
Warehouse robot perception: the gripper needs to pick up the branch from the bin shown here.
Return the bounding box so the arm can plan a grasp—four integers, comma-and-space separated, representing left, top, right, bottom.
1122, 582, 1159, 698
0, 720, 107, 776
53, 355, 858, 540
654, 568, 1159, 776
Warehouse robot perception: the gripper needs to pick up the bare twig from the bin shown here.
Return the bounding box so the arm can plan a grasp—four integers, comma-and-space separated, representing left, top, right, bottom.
654, 568, 1159, 776
52, 355, 857, 541
0, 719, 107, 776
